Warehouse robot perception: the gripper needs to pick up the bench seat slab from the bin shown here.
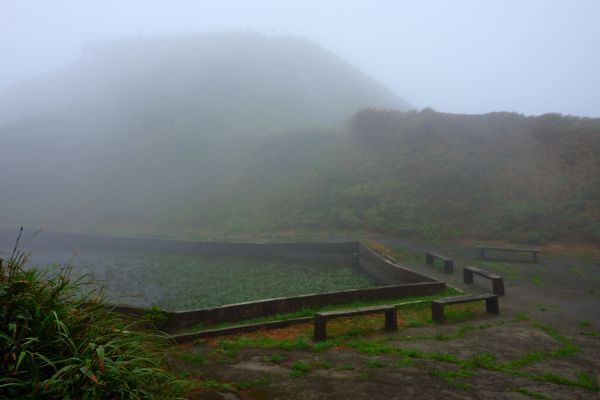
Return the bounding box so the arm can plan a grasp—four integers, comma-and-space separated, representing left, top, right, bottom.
425, 252, 454, 274
314, 306, 398, 341
432, 294, 499, 322
463, 267, 505, 296
477, 246, 541, 263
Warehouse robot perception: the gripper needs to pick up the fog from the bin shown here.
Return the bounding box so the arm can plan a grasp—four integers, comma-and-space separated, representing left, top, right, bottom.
1, 0, 599, 117
3, 4, 600, 396
0, 1, 599, 242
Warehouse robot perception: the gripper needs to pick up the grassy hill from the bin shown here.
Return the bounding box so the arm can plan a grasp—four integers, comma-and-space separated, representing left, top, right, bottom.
2, 108, 599, 244
0, 32, 408, 231
0, 34, 598, 244
163, 109, 600, 244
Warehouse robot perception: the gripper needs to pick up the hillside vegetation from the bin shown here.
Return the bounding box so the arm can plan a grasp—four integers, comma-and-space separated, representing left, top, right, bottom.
0, 32, 406, 231
170, 109, 599, 243
5, 108, 598, 244
0, 246, 185, 399
0, 34, 598, 244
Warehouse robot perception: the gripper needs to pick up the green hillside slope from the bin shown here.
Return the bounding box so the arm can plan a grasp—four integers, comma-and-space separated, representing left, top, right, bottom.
2, 106, 598, 244
0, 34, 597, 244
170, 109, 600, 243
0, 33, 408, 231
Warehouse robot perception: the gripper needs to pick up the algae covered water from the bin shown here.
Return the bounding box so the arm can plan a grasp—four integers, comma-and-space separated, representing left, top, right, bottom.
28, 251, 374, 311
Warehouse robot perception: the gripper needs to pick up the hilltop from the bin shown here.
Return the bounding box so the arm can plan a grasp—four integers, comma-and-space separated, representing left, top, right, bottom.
0, 32, 407, 131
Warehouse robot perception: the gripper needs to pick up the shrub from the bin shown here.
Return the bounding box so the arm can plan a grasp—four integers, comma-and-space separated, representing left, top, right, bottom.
0, 240, 186, 399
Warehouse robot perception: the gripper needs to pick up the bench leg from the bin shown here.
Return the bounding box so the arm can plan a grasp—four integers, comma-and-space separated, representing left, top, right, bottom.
492, 278, 505, 296
444, 260, 453, 274
432, 302, 444, 322
463, 267, 474, 284
314, 315, 327, 341
426, 253, 434, 265
385, 309, 398, 332
485, 297, 499, 314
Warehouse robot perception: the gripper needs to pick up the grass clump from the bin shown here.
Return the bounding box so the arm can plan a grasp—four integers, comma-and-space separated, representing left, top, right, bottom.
335, 364, 355, 371
178, 352, 207, 365
429, 368, 472, 390
531, 276, 544, 287
216, 335, 311, 352
234, 377, 272, 390
582, 331, 600, 338
513, 388, 549, 399
290, 361, 312, 377
393, 357, 415, 368
143, 305, 169, 327
461, 353, 496, 370
345, 339, 395, 355
200, 380, 235, 392
199, 377, 272, 393
366, 358, 388, 368
313, 360, 332, 369
262, 353, 287, 364
515, 312, 530, 321
0, 241, 185, 399
576, 372, 599, 391
529, 371, 599, 392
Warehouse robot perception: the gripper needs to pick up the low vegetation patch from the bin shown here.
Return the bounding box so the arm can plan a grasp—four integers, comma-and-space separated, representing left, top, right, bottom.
290, 361, 312, 377
513, 387, 550, 399
188, 315, 598, 396
0, 241, 186, 399
33, 252, 374, 311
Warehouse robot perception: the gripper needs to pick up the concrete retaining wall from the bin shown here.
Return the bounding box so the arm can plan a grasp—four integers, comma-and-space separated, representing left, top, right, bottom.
0, 228, 358, 262
106, 239, 444, 333
166, 281, 445, 332
172, 317, 316, 343
4, 229, 444, 333
357, 244, 436, 285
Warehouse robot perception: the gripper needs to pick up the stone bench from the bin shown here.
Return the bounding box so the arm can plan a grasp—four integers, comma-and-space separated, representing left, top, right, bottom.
425, 251, 454, 273
431, 294, 499, 322
314, 305, 398, 341
477, 246, 541, 263
463, 266, 505, 296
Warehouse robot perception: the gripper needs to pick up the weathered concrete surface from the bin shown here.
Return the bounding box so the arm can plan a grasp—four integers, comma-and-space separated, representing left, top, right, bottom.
170, 239, 600, 399
167, 281, 445, 332
358, 244, 436, 284
0, 228, 358, 261
169, 321, 600, 400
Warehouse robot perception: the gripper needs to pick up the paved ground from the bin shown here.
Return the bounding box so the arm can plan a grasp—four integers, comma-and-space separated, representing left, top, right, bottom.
168, 239, 600, 399
373, 236, 600, 329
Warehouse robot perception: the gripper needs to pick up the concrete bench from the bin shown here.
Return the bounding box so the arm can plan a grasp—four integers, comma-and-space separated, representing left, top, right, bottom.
431, 294, 499, 322
463, 266, 505, 296
314, 305, 398, 341
477, 246, 541, 263
425, 252, 454, 273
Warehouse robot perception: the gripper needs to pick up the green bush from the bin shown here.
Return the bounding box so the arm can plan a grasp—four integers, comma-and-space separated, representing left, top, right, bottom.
0, 244, 186, 399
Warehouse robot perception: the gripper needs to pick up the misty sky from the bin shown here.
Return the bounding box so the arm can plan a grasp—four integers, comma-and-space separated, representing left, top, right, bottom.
1, 0, 599, 117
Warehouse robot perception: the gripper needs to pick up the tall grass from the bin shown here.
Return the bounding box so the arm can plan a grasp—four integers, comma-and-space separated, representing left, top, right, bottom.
0, 232, 186, 399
